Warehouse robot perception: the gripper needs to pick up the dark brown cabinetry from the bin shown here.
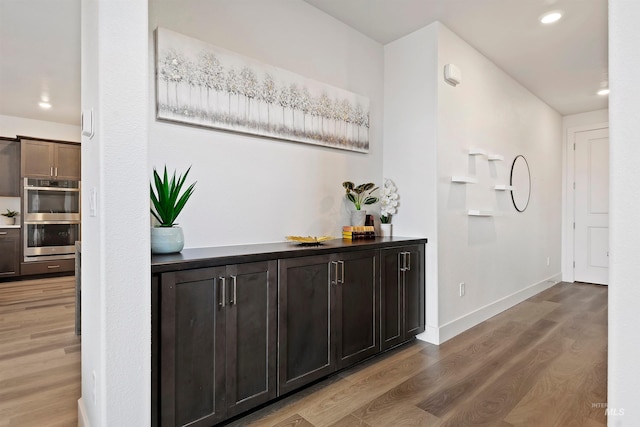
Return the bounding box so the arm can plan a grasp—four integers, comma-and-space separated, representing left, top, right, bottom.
21, 138, 81, 180
0, 137, 20, 196
277, 250, 379, 395
158, 261, 277, 427
381, 245, 425, 351
0, 229, 20, 277
152, 238, 426, 427
20, 258, 74, 276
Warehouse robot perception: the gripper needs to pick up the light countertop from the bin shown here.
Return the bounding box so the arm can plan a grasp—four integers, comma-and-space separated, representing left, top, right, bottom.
0, 224, 20, 228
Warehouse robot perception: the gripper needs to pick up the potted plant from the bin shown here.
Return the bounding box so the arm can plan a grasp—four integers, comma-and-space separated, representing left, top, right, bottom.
1, 209, 19, 225
342, 181, 378, 226
150, 166, 196, 254
379, 179, 399, 237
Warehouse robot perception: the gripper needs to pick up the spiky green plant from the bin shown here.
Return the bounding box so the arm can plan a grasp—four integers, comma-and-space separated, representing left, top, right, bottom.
150, 166, 196, 227
1, 209, 18, 218
342, 181, 379, 210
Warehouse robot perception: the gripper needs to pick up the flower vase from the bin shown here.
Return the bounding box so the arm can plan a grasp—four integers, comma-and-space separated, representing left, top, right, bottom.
379, 223, 393, 237
350, 210, 367, 226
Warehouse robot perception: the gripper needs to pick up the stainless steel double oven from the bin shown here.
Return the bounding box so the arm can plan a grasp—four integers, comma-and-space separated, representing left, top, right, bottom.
23, 177, 80, 262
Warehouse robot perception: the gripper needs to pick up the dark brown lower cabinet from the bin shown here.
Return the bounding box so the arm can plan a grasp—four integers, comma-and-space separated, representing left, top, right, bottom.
381, 245, 425, 351
0, 228, 20, 277
335, 250, 380, 369
278, 250, 379, 395
158, 261, 277, 427
152, 238, 426, 426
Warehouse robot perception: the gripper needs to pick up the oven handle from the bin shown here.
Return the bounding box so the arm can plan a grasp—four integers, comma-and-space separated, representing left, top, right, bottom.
24, 186, 80, 192
24, 221, 81, 225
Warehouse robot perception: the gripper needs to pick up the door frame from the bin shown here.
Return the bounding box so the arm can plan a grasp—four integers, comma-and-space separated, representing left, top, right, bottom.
563, 121, 609, 283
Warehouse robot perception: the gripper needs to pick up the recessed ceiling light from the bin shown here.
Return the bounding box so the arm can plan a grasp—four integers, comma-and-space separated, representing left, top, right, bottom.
540, 11, 563, 24
597, 88, 610, 96
38, 101, 52, 109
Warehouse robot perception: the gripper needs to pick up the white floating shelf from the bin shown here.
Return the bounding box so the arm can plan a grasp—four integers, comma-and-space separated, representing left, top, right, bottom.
451, 175, 478, 184
468, 210, 494, 217
488, 154, 504, 161
494, 184, 514, 191
468, 148, 487, 156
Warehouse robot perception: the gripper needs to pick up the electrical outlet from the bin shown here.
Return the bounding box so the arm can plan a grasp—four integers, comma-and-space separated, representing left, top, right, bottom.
459, 282, 465, 297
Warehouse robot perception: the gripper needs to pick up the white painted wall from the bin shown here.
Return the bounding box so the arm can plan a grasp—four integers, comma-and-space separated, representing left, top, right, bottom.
0, 114, 80, 142
383, 23, 439, 342
561, 109, 608, 282
148, 0, 384, 248
80, 0, 149, 426
384, 22, 563, 344
436, 25, 562, 340
609, 1, 640, 424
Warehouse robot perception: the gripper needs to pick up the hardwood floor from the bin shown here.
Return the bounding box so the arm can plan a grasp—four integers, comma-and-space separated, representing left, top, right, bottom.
0, 279, 606, 427
0, 276, 79, 427
227, 282, 607, 427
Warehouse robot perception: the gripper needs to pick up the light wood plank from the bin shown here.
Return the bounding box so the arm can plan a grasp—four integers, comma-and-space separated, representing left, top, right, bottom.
0, 275, 79, 426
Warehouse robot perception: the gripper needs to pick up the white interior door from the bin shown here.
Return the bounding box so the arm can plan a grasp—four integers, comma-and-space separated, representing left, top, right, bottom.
574, 127, 609, 285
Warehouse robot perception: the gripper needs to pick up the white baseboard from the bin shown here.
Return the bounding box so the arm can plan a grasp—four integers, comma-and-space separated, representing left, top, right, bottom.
78, 398, 90, 427
417, 325, 439, 345
434, 273, 562, 344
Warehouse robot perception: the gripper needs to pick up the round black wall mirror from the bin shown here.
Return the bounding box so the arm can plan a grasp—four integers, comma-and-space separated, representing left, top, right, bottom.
510, 155, 531, 212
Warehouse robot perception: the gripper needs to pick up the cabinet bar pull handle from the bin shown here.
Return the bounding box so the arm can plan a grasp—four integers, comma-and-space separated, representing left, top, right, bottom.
230, 275, 237, 305
47, 265, 60, 269
219, 277, 226, 307
399, 252, 405, 272
406, 252, 411, 271
50, 167, 54, 177
338, 260, 345, 284
0, 232, 7, 235
331, 261, 338, 285
55, 167, 58, 177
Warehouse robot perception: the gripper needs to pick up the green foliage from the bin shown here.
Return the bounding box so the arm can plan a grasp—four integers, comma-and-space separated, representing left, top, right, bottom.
342, 181, 379, 210
1, 209, 18, 218
150, 166, 196, 227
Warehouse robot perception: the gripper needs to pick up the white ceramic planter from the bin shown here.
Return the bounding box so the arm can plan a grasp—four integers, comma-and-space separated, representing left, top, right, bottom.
151, 226, 184, 254
350, 210, 367, 226
379, 223, 393, 237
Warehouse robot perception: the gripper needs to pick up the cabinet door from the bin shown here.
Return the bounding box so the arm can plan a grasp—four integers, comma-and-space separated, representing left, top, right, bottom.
381, 245, 425, 350
278, 255, 334, 395
0, 229, 20, 277
21, 140, 54, 178
160, 267, 227, 427
335, 250, 380, 369
0, 139, 19, 196
225, 261, 277, 417
403, 247, 425, 337
55, 143, 81, 180
380, 248, 404, 351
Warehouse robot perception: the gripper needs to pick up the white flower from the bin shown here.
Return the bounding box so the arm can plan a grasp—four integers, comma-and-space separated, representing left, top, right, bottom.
380, 178, 399, 221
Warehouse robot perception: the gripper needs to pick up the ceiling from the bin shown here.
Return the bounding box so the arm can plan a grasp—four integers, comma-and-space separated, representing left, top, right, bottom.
0, 0, 607, 127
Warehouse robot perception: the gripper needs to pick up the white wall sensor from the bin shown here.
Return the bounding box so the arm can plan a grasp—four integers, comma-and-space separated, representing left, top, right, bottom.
444, 64, 462, 86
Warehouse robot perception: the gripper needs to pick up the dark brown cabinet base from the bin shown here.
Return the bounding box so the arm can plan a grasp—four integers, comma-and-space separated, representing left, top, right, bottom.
0, 229, 20, 277
158, 261, 277, 427
152, 238, 426, 427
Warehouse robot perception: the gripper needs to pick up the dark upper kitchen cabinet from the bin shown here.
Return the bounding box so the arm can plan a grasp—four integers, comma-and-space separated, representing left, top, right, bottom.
0, 228, 20, 277
21, 138, 81, 180
157, 261, 277, 427
381, 245, 425, 351
0, 137, 19, 196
